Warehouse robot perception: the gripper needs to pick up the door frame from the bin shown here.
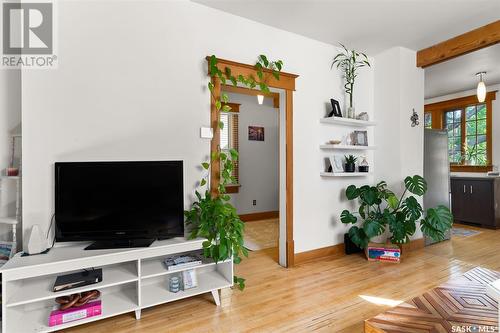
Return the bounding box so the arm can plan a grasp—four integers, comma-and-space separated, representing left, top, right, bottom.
206, 57, 298, 267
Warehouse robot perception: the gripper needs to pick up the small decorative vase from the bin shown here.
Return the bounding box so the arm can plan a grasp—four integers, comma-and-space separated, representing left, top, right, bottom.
347, 106, 355, 119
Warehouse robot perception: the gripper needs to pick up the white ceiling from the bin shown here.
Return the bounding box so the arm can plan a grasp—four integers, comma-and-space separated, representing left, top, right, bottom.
192, 0, 500, 55
424, 44, 500, 99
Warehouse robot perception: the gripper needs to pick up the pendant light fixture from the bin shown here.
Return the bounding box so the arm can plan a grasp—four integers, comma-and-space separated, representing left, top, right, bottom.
257, 94, 264, 105
476, 71, 487, 103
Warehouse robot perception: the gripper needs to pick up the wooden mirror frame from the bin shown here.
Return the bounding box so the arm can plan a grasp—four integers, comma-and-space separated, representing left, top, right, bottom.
206, 57, 299, 267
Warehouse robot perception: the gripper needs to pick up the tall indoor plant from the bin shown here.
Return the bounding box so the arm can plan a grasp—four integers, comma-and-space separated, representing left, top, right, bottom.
340, 175, 453, 249
185, 55, 283, 290
331, 44, 370, 118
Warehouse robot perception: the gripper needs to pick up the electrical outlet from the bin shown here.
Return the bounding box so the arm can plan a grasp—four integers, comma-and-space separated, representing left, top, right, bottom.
252, 200, 256, 206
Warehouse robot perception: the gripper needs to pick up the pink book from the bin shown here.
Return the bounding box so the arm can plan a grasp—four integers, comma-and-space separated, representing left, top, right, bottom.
48, 300, 102, 327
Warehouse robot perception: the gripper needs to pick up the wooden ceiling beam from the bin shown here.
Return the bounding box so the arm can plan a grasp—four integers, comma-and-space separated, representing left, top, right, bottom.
417, 20, 500, 68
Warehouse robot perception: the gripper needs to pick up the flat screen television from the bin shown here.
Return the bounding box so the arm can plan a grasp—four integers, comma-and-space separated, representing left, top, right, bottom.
55, 161, 184, 250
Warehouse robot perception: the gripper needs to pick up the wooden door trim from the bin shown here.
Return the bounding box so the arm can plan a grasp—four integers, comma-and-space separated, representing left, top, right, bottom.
207, 57, 298, 267
417, 20, 500, 68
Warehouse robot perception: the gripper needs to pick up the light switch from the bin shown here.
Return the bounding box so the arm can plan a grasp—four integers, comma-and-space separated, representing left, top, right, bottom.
200, 127, 213, 139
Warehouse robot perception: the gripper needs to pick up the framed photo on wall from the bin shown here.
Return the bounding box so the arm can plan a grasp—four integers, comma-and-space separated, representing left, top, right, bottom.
248, 126, 265, 141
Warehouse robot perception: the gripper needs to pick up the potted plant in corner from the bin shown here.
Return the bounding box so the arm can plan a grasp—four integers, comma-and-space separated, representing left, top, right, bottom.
331, 44, 370, 119
344, 155, 357, 173
340, 175, 453, 259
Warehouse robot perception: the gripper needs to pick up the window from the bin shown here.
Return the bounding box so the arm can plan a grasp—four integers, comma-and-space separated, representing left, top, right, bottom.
464, 104, 487, 166
445, 109, 462, 163
424, 92, 496, 172
424, 113, 432, 129
219, 103, 240, 190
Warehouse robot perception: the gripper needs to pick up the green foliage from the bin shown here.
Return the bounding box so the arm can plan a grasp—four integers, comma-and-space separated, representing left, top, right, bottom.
186, 54, 284, 291
340, 175, 453, 249
344, 155, 357, 165
331, 43, 370, 108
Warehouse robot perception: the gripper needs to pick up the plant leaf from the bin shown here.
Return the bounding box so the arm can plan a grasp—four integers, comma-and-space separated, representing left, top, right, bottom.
404, 175, 427, 196
348, 226, 369, 249
340, 210, 357, 224
201, 162, 210, 170
345, 185, 359, 200
363, 219, 385, 238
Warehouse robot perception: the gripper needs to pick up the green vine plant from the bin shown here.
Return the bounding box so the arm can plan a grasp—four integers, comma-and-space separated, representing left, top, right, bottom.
185, 55, 283, 290
331, 43, 370, 109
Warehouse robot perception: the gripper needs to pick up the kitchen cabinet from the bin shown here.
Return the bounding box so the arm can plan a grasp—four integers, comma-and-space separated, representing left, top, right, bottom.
450, 176, 500, 228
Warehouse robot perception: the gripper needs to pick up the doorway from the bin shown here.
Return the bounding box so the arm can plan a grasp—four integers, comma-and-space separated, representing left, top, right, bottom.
207, 57, 297, 267
220, 87, 281, 264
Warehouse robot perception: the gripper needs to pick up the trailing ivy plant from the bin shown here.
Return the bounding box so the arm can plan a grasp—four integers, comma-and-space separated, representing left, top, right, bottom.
185, 55, 283, 290
340, 175, 453, 249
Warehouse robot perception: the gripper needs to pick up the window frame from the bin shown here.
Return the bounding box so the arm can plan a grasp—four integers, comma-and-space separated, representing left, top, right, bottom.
424, 91, 496, 172
220, 102, 241, 193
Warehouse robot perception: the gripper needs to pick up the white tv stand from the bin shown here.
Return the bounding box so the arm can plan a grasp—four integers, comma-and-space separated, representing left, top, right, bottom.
0, 238, 233, 332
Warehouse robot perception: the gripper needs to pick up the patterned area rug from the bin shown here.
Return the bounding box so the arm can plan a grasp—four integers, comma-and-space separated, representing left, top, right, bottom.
365, 267, 499, 333
452, 227, 482, 237
243, 218, 279, 251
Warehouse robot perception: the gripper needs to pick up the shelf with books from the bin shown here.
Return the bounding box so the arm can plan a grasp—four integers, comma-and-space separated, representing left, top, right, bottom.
5, 283, 137, 333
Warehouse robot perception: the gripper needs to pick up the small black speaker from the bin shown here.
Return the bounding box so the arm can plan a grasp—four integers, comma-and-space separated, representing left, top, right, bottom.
344, 233, 363, 255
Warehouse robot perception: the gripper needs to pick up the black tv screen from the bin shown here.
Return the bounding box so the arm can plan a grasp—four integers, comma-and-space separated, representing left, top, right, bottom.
55, 161, 184, 242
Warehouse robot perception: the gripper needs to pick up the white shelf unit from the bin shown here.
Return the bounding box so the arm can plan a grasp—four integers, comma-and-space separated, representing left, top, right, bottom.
320, 172, 372, 177
0, 238, 232, 332
320, 117, 376, 127
0, 176, 21, 253
320, 144, 377, 150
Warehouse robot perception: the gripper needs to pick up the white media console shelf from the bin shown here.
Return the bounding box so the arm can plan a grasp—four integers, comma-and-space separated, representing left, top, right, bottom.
0, 238, 233, 332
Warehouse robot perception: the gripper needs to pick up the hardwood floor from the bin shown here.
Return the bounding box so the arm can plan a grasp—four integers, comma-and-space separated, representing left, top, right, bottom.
64, 224, 500, 333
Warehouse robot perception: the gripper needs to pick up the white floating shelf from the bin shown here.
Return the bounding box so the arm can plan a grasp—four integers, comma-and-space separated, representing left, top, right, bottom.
0, 216, 18, 225
320, 172, 372, 177
320, 144, 377, 150
320, 117, 376, 127
0, 176, 21, 180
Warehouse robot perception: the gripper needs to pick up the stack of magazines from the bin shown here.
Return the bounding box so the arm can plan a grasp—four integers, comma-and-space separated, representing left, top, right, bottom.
163, 252, 203, 271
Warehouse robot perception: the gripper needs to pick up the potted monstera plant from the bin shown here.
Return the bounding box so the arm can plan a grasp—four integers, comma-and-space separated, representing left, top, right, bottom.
340, 175, 453, 251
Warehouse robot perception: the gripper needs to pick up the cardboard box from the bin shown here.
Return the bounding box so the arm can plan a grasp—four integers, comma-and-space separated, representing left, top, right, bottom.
365, 242, 401, 263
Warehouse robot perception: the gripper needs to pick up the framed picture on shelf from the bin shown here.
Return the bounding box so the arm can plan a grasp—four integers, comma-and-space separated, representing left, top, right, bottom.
353, 130, 368, 146
327, 99, 342, 118
329, 155, 345, 172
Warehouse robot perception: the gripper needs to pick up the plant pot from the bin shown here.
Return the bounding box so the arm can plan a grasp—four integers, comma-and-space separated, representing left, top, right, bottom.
344, 233, 363, 255
6, 167, 19, 177
358, 165, 369, 173
344, 163, 356, 173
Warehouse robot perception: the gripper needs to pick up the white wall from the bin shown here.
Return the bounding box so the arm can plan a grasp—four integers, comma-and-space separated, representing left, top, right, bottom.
226, 93, 279, 215
0, 70, 22, 243
373, 47, 425, 240
21, 0, 376, 253
425, 84, 500, 169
